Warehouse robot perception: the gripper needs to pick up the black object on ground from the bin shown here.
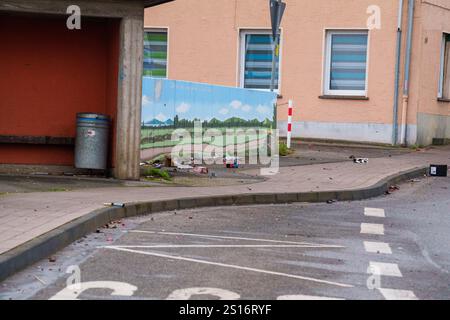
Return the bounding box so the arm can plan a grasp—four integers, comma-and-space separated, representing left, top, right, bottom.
429, 165, 448, 177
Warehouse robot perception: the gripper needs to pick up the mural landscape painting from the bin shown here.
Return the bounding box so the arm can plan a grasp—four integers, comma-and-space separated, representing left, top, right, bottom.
141, 78, 277, 152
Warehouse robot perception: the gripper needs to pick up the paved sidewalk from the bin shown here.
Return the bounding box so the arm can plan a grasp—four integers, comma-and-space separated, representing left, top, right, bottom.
0, 146, 449, 256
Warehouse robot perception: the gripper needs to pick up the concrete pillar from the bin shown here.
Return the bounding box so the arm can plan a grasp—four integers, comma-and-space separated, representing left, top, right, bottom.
115, 15, 144, 180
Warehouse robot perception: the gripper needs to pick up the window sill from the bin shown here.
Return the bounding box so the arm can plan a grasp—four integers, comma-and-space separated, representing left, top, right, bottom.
319, 95, 369, 101
437, 97, 450, 103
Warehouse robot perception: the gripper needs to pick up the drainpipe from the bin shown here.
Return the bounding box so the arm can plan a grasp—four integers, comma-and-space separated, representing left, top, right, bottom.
400, 0, 415, 146
392, 0, 404, 145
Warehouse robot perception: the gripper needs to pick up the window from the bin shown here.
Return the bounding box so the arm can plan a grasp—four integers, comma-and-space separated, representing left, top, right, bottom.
240, 30, 281, 91
324, 30, 369, 96
143, 29, 168, 78
439, 33, 450, 99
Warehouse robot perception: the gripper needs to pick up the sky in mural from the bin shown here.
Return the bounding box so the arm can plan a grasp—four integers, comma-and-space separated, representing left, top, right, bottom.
141, 77, 277, 126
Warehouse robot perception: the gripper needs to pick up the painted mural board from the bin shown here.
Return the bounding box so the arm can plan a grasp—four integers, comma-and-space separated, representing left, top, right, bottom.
141, 78, 277, 155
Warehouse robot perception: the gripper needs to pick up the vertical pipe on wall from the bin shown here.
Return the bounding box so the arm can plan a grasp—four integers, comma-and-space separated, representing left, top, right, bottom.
392, 0, 404, 145
400, 0, 415, 146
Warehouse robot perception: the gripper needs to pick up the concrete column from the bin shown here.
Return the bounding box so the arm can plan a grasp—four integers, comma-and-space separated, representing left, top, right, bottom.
115, 15, 144, 180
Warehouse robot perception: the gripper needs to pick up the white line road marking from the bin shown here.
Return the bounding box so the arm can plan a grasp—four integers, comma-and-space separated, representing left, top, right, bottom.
364, 241, 392, 254
277, 295, 344, 300
378, 288, 418, 300
103, 246, 354, 288
108, 244, 342, 249
361, 223, 384, 235
130, 230, 341, 248
369, 262, 403, 277
364, 207, 386, 218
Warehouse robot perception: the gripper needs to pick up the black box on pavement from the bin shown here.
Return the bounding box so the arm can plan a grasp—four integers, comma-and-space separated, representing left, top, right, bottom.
429, 165, 448, 177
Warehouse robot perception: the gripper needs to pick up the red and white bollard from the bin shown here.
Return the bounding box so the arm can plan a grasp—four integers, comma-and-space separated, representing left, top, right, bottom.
287, 99, 293, 149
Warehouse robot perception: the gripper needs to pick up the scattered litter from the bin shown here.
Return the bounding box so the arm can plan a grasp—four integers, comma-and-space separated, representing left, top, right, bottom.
48, 256, 56, 263
326, 199, 337, 204
389, 185, 400, 191
386, 185, 400, 195
224, 156, 240, 168
140, 160, 152, 166
154, 163, 162, 169
103, 202, 125, 208
193, 166, 208, 174
104, 220, 123, 229
350, 155, 369, 164
175, 161, 194, 170
410, 179, 421, 183
33, 275, 46, 285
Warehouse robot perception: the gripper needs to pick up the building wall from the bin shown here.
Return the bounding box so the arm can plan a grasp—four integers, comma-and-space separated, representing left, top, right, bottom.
0, 14, 120, 166
413, 0, 450, 145
144, 0, 403, 144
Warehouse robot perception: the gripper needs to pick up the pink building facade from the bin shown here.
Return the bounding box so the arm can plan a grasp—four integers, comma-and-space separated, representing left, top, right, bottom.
144, 0, 450, 146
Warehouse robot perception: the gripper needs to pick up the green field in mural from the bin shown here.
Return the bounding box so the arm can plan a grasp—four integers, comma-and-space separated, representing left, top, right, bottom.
141, 78, 277, 150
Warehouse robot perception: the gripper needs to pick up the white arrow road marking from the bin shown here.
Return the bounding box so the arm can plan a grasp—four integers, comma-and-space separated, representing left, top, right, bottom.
364, 208, 386, 218
361, 223, 384, 235
166, 287, 240, 300
129, 230, 341, 247
378, 288, 418, 300
277, 295, 344, 300
368, 262, 402, 277
103, 246, 354, 288
364, 241, 392, 254
49, 281, 137, 300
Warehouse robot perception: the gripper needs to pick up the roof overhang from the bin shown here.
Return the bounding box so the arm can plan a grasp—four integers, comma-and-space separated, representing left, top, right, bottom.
144, 0, 175, 8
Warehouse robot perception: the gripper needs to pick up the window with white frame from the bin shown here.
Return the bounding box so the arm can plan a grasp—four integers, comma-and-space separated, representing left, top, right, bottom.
143, 29, 168, 78
324, 30, 369, 96
240, 30, 280, 91
439, 33, 450, 99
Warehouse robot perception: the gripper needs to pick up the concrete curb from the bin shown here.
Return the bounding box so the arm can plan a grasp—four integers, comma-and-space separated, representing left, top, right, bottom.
0, 166, 427, 282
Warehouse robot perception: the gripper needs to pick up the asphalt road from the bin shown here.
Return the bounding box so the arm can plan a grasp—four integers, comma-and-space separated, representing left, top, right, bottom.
1, 175, 449, 300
